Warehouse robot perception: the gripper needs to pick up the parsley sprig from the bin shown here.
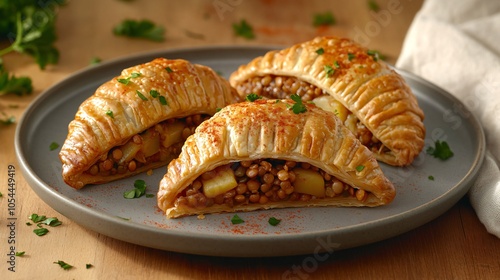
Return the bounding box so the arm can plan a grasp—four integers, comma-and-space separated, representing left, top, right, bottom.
289, 94, 307, 114
232, 19, 255, 39
246, 93, 262, 102
0, 2, 65, 96
426, 140, 454, 160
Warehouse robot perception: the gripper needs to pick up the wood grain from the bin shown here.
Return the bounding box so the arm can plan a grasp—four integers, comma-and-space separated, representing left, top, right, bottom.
1, 0, 499, 279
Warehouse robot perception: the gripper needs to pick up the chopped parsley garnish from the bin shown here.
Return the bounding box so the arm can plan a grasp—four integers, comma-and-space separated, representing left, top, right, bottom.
49, 142, 59, 151
231, 214, 244, 224
29, 213, 62, 236
428, 175, 435, 181
0, 114, 15, 126
113, 19, 165, 42
15, 251, 25, 257
313, 12, 336, 26
33, 228, 49, 236
158, 95, 168, 106
426, 140, 454, 160
216, 107, 222, 112
315, 48, 325, 55
290, 94, 307, 114
333, 60, 340, 68
368, 0, 380, 12
232, 19, 255, 39
146, 193, 155, 198
367, 50, 386, 61
86, 264, 93, 269
347, 53, 356, 61
165, 67, 173, 73
118, 72, 141, 85
149, 89, 159, 98
136, 90, 148, 101
356, 165, 365, 172
268, 217, 281, 226
246, 93, 262, 102
54, 260, 73, 270
90, 57, 102, 65
42, 217, 62, 227
0, 191, 2, 197
124, 179, 148, 199
324, 65, 335, 77
106, 110, 114, 118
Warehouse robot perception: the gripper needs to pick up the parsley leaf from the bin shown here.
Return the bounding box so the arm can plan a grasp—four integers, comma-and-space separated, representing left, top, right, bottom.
106, 110, 114, 118
426, 140, 454, 160
113, 19, 165, 42
324, 65, 335, 77
54, 260, 73, 270
356, 165, 365, 172
124, 179, 149, 199
232, 19, 255, 39
313, 12, 336, 26
268, 217, 281, 226
158, 95, 168, 106
15, 251, 25, 256
33, 228, 49, 236
428, 175, 435, 181
49, 142, 59, 151
290, 94, 307, 114
347, 53, 356, 61
231, 214, 244, 224
136, 90, 148, 101
246, 93, 262, 102
86, 264, 93, 269
315, 48, 325, 55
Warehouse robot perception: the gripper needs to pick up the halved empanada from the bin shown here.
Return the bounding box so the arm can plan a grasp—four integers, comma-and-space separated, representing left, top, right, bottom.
229, 36, 425, 166
157, 99, 395, 218
59, 58, 241, 189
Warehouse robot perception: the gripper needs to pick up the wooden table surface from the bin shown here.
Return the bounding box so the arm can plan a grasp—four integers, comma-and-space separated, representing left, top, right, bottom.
1, 0, 500, 279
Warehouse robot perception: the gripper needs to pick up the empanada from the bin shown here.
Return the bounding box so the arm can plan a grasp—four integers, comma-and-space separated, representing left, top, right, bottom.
157, 99, 395, 218
59, 58, 241, 189
229, 36, 425, 166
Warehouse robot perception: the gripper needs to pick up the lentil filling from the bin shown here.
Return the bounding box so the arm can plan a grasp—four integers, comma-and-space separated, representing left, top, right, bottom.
235, 74, 389, 154
86, 114, 210, 177
174, 159, 370, 210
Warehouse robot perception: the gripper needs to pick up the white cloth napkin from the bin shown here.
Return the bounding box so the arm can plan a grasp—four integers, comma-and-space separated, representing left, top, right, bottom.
396, 0, 500, 237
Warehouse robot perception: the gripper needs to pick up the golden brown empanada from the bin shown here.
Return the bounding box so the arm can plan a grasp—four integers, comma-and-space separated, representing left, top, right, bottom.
157, 99, 395, 218
229, 36, 425, 166
59, 58, 241, 189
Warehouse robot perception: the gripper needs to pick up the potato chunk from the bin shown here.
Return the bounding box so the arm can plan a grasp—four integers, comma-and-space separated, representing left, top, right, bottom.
140, 129, 160, 157
293, 168, 325, 197
202, 166, 238, 198
312, 95, 349, 122
162, 121, 186, 148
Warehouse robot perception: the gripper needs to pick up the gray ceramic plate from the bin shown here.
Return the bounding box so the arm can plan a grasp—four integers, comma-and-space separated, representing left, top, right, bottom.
15, 46, 485, 257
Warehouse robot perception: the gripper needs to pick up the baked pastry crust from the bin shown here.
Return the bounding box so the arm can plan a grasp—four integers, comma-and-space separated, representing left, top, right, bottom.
157, 99, 396, 218
59, 58, 241, 189
229, 36, 425, 166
